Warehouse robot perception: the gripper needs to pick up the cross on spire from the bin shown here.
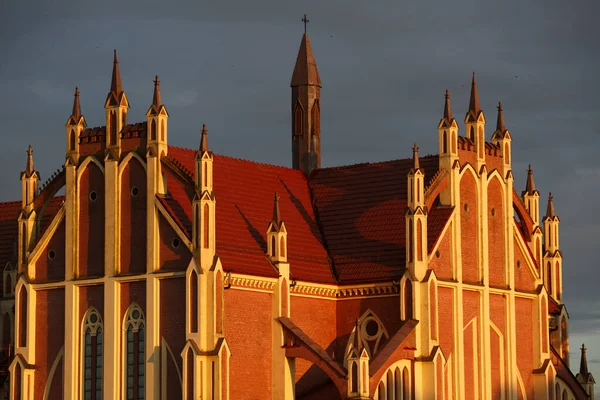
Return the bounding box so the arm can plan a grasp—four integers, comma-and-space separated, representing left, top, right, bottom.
302, 14, 309, 34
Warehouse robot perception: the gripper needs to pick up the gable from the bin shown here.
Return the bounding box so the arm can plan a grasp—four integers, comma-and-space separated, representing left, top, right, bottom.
513, 229, 538, 293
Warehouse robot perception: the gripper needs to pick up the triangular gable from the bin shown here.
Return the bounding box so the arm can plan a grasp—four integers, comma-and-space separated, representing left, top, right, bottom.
513, 224, 539, 292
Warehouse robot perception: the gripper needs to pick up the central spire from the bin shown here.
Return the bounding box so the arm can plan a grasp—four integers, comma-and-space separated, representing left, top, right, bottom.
25, 145, 34, 176
525, 165, 536, 194
111, 49, 123, 97
272, 192, 281, 226
580, 344, 589, 377
496, 102, 506, 132
72, 87, 81, 118
412, 142, 420, 170
200, 124, 209, 153
546, 193, 556, 218
152, 75, 162, 108
444, 90, 453, 121
290, 32, 321, 87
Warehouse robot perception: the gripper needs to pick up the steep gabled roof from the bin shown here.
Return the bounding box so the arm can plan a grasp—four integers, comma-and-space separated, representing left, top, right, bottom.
309, 155, 451, 283
166, 146, 333, 282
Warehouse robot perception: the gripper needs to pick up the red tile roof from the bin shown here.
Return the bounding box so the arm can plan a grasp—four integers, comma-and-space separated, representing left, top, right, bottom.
308, 156, 449, 283
166, 147, 333, 282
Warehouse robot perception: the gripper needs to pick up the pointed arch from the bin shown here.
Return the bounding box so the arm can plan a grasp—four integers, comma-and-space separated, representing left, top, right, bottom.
161, 120, 165, 141
280, 236, 286, 258
443, 131, 448, 153
293, 101, 304, 136
13, 362, 21, 400
123, 303, 146, 400
452, 131, 457, 153
18, 286, 26, 347
216, 270, 223, 334
311, 100, 320, 137
203, 203, 210, 249
404, 279, 413, 320
417, 219, 423, 262
469, 126, 475, 141
69, 129, 76, 151
110, 111, 117, 145
408, 224, 413, 263
546, 261, 552, 295
82, 307, 103, 400
555, 261, 561, 300
150, 119, 157, 141
386, 369, 394, 399
43, 347, 64, 400
351, 361, 358, 393
402, 366, 410, 400
186, 348, 194, 400
190, 270, 198, 333
504, 143, 510, 164
271, 236, 276, 257
118, 151, 147, 176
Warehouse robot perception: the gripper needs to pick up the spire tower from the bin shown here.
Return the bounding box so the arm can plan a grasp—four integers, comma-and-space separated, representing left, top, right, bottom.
576, 344, 596, 399
104, 49, 129, 155
464, 73, 486, 170
291, 19, 322, 177
66, 87, 86, 163
146, 75, 169, 158
437, 90, 459, 206
491, 101, 512, 175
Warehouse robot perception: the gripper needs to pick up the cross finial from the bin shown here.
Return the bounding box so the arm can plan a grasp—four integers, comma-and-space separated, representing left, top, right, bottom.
302, 14, 309, 34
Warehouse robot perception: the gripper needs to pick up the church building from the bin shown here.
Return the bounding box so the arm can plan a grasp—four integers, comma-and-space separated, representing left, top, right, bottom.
0, 27, 595, 399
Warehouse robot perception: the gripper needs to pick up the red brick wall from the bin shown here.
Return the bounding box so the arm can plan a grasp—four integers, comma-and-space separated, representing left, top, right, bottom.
463, 290, 480, 400
80, 142, 104, 156
160, 277, 186, 399
335, 296, 401, 359
34, 288, 65, 400
458, 149, 477, 169
514, 238, 536, 292
429, 225, 453, 280
487, 178, 506, 287
515, 297, 534, 400
158, 214, 191, 272
460, 171, 479, 283
223, 289, 272, 399
78, 161, 105, 278
120, 281, 147, 317
436, 356, 443, 399
438, 287, 454, 357
490, 325, 502, 399
121, 137, 145, 153
78, 285, 104, 322
291, 296, 337, 395
120, 157, 147, 275
35, 221, 65, 282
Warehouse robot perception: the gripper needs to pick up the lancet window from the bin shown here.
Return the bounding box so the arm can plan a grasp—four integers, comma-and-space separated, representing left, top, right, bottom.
124, 303, 145, 400
82, 307, 103, 400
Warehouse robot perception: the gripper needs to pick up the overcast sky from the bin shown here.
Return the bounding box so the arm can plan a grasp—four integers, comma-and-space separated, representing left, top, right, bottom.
1, 0, 598, 390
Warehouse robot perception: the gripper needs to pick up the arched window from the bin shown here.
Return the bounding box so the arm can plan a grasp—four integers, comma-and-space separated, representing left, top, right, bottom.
110, 112, 117, 146
536, 237, 541, 264
378, 382, 385, 400
280, 237, 286, 258
402, 367, 410, 400
555, 383, 560, 400
190, 271, 198, 333
216, 271, 223, 334
70, 129, 76, 151
351, 362, 358, 393
18, 286, 26, 347
203, 204, 210, 249
150, 120, 156, 141
387, 370, 393, 399
14, 363, 21, 400
311, 101, 320, 137
82, 307, 103, 400
124, 303, 145, 400
555, 261, 561, 300
443, 131, 448, 153
504, 143, 510, 164
562, 389, 567, 400
186, 349, 194, 400
160, 120, 165, 142
469, 126, 475, 141
417, 180, 421, 202
404, 280, 413, 320
546, 261, 552, 294
430, 282, 437, 340
203, 163, 208, 187
408, 224, 413, 263
271, 236, 276, 257
417, 220, 423, 262
294, 103, 303, 136
452, 132, 457, 153
194, 205, 200, 249
394, 368, 401, 398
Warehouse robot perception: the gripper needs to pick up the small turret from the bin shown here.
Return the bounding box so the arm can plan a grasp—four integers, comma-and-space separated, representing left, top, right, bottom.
146, 75, 169, 158
522, 165, 540, 226
406, 143, 428, 281
19, 146, 39, 270
20, 146, 38, 213
346, 318, 370, 399
192, 124, 216, 269
464, 73, 486, 170
291, 23, 322, 177
104, 50, 129, 155
543, 193, 562, 301
267, 193, 288, 265
491, 102, 512, 176
576, 344, 596, 400
66, 87, 86, 164
437, 90, 459, 206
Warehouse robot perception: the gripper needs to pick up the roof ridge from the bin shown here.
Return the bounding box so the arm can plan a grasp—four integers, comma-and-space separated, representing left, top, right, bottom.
314, 154, 440, 172
0, 200, 22, 207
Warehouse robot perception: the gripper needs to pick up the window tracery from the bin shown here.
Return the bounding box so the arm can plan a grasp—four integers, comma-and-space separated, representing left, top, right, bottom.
82, 307, 103, 400
124, 303, 145, 400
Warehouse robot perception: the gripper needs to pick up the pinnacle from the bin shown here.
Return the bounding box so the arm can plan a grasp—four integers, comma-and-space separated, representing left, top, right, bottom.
152, 75, 162, 108
291, 33, 322, 87
443, 90, 453, 121
525, 164, 536, 195
468, 72, 481, 114
546, 192, 556, 218
72, 87, 81, 118
25, 145, 34, 176
412, 142, 420, 170
580, 344, 589, 377
496, 102, 506, 133
200, 124, 209, 153
110, 49, 123, 96
272, 192, 281, 225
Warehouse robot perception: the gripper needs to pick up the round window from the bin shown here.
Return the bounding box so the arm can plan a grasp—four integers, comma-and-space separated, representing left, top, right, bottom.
463, 203, 469, 212
48, 250, 56, 260
90, 314, 98, 323
364, 319, 379, 339
131, 187, 139, 197
172, 238, 180, 248
89, 191, 98, 202
132, 310, 140, 319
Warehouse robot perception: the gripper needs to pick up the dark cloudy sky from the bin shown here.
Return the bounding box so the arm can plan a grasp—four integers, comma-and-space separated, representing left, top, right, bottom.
1, 0, 598, 390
